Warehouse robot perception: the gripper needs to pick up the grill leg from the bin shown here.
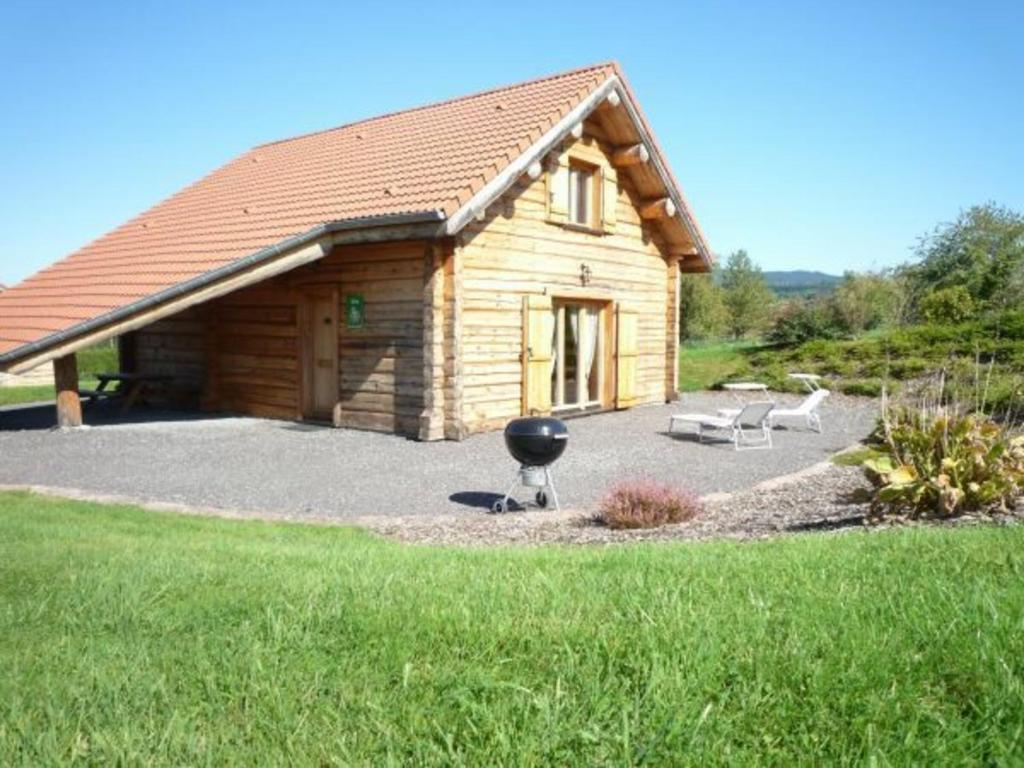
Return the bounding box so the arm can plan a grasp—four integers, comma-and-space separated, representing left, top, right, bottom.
545, 466, 561, 512
500, 472, 522, 510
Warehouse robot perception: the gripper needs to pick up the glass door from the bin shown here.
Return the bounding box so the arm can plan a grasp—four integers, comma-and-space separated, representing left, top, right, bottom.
551, 300, 605, 411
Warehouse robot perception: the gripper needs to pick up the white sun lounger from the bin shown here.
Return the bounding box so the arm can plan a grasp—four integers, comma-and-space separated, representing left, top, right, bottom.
788, 372, 823, 392
719, 388, 830, 433
668, 401, 775, 450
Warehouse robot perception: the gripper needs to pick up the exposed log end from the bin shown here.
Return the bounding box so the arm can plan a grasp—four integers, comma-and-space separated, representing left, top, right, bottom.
611, 143, 649, 168
672, 246, 700, 258
639, 197, 676, 220
526, 160, 543, 180
605, 91, 621, 108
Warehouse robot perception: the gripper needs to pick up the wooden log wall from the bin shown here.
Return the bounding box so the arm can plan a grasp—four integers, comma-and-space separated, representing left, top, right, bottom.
325, 241, 426, 436
133, 240, 429, 436
133, 306, 207, 407
208, 283, 301, 420
457, 132, 673, 435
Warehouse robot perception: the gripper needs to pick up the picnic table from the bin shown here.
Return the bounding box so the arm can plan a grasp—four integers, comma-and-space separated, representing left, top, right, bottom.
80, 372, 172, 413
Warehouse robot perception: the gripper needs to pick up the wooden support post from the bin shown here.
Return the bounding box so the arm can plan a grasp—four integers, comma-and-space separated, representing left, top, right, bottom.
53, 353, 82, 428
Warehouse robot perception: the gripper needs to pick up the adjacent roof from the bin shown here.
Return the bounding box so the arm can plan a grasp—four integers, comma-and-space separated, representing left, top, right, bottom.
0, 61, 711, 366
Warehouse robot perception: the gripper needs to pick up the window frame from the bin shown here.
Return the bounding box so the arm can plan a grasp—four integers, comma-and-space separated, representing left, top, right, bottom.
566, 160, 601, 230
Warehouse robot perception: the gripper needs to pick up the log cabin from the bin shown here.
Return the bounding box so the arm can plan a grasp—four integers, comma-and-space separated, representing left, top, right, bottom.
0, 62, 712, 439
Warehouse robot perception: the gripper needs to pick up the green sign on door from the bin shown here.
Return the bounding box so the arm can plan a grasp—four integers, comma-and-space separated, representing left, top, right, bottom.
345, 294, 365, 328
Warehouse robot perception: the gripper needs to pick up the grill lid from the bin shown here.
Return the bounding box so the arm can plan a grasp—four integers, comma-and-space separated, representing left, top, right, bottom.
503, 417, 569, 466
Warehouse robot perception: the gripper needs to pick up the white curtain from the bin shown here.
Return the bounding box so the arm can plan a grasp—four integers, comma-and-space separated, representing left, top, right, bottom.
582, 307, 599, 398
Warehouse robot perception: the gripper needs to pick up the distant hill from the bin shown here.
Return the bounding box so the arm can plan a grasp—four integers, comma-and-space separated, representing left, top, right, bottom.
763, 270, 842, 297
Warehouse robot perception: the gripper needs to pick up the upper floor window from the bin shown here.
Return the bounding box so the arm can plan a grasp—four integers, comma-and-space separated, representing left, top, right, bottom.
568, 164, 596, 227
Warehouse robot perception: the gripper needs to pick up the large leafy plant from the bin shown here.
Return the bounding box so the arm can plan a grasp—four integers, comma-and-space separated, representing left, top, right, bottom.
865, 400, 1024, 519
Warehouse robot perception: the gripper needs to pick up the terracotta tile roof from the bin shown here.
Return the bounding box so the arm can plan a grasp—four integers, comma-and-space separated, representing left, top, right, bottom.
0, 61, 700, 360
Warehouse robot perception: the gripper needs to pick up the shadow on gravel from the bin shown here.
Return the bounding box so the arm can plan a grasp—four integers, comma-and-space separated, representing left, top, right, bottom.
277, 422, 333, 433
659, 431, 733, 448
0, 402, 232, 432
449, 491, 505, 509
785, 515, 868, 533
449, 491, 535, 513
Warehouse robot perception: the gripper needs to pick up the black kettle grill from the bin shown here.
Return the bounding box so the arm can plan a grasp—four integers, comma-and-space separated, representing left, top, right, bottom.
492, 417, 569, 513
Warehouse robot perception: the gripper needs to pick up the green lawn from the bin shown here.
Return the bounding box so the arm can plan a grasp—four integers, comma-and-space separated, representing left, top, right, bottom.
0, 343, 117, 406
678, 340, 764, 391
2, 493, 1023, 764
0, 385, 57, 406
0, 377, 104, 407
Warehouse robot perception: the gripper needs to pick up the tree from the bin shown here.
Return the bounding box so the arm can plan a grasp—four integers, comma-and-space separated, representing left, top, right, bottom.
919, 285, 975, 325
767, 297, 844, 345
678, 273, 727, 341
720, 250, 774, 339
832, 271, 902, 333
904, 203, 1024, 316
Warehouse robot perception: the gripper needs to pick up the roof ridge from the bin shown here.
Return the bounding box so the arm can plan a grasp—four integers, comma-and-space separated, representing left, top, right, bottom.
253, 60, 619, 150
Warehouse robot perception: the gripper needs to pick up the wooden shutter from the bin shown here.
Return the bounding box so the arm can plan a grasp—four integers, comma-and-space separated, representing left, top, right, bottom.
601, 167, 617, 232
546, 162, 569, 222
615, 305, 639, 409
522, 294, 554, 416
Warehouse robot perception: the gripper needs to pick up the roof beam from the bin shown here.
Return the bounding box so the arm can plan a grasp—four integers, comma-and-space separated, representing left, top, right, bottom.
611, 143, 649, 168
610, 83, 713, 270
672, 246, 700, 257
639, 197, 676, 220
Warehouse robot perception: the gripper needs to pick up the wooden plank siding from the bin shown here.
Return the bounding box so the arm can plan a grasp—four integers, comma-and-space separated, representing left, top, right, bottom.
456, 132, 674, 435
133, 307, 207, 407
134, 240, 430, 436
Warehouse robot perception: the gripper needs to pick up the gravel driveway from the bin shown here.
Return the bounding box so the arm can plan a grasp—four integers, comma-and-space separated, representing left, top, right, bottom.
0, 393, 877, 520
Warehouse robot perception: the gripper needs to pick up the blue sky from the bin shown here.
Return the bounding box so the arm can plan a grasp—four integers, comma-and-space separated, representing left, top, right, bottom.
0, 0, 1021, 284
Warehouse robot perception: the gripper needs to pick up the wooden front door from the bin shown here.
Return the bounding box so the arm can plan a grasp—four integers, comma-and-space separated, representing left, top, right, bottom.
301, 292, 339, 420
